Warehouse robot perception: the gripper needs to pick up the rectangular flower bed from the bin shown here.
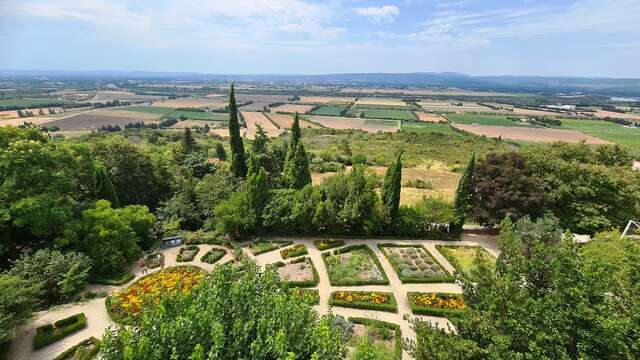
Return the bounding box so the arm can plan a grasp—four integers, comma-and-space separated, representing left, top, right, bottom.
435, 244, 495, 275
53, 337, 100, 360
329, 291, 397, 312
200, 248, 226, 264
280, 244, 308, 259
348, 317, 402, 360
313, 239, 345, 251
176, 245, 200, 262
378, 244, 453, 283
408, 292, 466, 317
289, 288, 320, 305
34, 313, 87, 350
275, 257, 319, 287
322, 245, 389, 286
144, 253, 164, 269
249, 240, 293, 255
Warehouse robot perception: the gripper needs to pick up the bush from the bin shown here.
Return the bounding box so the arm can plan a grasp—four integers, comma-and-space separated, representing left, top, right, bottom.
289, 288, 320, 305
34, 313, 87, 349
348, 317, 402, 360
200, 249, 226, 264
280, 244, 308, 259
53, 337, 101, 360
90, 271, 134, 286
313, 239, 345, 251
329, 291, 397, 312
404, 179, 433, 189
176, 245, 200, 262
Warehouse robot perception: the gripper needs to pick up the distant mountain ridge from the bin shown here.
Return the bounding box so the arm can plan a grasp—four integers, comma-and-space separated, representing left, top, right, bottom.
2, 69, 640, 96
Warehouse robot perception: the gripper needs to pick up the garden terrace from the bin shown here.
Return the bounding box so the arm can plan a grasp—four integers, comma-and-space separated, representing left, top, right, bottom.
289, 288, 320, 305
322, 244, 389, 286
329, 290, 397, 312
378, 244, 453, 283
408, 292, 466, 318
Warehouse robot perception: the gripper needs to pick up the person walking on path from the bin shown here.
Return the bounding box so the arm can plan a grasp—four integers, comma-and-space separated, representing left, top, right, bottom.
138, 258, 147, 275
159, 253, 165, 270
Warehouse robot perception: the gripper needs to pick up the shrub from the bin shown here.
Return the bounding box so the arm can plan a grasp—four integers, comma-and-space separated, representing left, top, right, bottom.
34, 313, 87, 349
407, 292, 466, 318
348, 317, 402, 360
313, 239, 345, 251
329, 291, 397, 312
289, 288, 320, 305
280, 244, 308, 259
176, 245, 200, 262
53, 337, 101, 360
90, 271, 134, 286
200, 249, 226, 264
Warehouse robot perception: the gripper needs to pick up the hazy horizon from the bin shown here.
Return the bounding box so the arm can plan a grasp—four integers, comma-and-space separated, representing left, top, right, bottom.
1, 0, 639, 78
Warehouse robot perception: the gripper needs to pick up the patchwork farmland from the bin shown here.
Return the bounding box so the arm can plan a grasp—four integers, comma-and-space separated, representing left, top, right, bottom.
241, 111, 282, 137
271, 104, 317, 114
264, 113, 321, 129
453, 124, 611, 144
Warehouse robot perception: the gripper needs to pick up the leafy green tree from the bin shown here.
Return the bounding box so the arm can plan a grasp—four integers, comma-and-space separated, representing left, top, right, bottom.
10, 249, 91, 306
381, 152, 402, 231
99, 263, 347, 359
94, 160, 119, 207
0, 127, 46, 148
195, 170, 241, 230
182, 151, 215, 178
215, 142, 227, 161
213, 192, 255, 239
117, 204, 156, 249
0, 273, 41, 344
157, 176, 202, 232
181, 127, 197, 154
247, 167, 269, 230
228, 84, 247, 178
282, 142, 311, 189
452, 153, 475, 233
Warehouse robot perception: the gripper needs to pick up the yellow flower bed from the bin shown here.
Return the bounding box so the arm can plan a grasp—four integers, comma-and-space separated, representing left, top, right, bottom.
335, 291, 390, 305
412, 292, 465, 310
109, 266, 205, 321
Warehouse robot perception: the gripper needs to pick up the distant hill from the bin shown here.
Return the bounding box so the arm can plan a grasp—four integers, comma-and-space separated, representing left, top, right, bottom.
1, 69, 640, 96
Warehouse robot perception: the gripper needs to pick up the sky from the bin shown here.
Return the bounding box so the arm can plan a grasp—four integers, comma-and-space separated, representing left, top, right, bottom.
1, 0, 639, 78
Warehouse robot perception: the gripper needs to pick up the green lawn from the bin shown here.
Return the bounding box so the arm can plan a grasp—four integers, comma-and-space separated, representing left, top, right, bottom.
310, 105, 346, 116
0, 98, 66, 108
364, 119, 400, 127
172, 110, 227, 121
120, 106, 174, 116
401, 122, 460, 135
556, 118, 640, 150
446, 114, 534, 127
348, 106, 417, 120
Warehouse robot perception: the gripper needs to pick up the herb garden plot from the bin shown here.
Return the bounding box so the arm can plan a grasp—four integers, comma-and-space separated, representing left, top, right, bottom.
378, 244, 453, 283
322, 245, 388, 285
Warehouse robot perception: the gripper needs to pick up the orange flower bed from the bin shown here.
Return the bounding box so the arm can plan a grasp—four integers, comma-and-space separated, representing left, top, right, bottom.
334, 291, 391, 305
408, 292, 466, 316
329, 290, 397, 312
108, 266, 205, 322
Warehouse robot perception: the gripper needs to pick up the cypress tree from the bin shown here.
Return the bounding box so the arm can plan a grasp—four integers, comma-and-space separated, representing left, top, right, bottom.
282, 142, 311, 189
289, 112, 301, 151
228, 84, 247, 178
247, 166, 268, 230
452, 153, 476, 233
381, 151, 402, 231
182, 127, 197, 154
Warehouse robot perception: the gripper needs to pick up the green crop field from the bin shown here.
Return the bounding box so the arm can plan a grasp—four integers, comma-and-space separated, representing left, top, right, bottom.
557, 118, 640, 150
172, 110, 227, 121
348, 106, 417, 120
310, 105, 346, 116
0, 98, 66, 108
446, 113, 534, 127
120, 106, 174, 116
401, 122, 460, 135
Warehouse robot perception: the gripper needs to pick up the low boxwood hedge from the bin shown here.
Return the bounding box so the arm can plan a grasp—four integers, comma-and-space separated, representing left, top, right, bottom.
280, 244, 308, 259
287, 257, 319, 288
89, 271, 134, 286
348, 317, 402, 360
313, 239, 345, 251
176, 245, 200, 262
250, 240, 293, 255
53, 337, 100, 360
322, 244, 389, 286
407, 291, 466, 318
378, 243, 454, 283
200, 248, 226, 264
34, 313, 87, 350
329, 291, 397, 313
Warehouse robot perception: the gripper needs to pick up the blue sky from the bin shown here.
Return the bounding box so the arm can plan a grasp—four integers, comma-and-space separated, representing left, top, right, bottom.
1, 0, 639, 77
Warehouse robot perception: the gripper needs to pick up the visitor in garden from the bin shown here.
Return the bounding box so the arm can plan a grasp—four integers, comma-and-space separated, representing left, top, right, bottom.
159, 254, 165, 270
138, 258, 147, 275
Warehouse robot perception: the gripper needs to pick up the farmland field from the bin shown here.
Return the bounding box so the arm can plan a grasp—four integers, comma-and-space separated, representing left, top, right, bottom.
172, 110, 226, 121
0, 98, 66, 108
170, 120, 220, 129
42, 113, 159, 131
420, 101, 502, 114
118, 106, 174, 117
594, 109, 640, 121
271, 104, 316, 114
264, 113, 320, 129
309, 105, 347, 116
241, 111, 282, 137
354, 98, 409, 107
454, 124, 610, 144
446, 113, 534, 127
348, 106, 417, 120
401, 122, 459, 135
308, 116, 397, 133
151, 97, 226, 109
90, 91, 162, 103
298, 96, 354, 104
557, 118, 640, 149
415, 112, 446, 122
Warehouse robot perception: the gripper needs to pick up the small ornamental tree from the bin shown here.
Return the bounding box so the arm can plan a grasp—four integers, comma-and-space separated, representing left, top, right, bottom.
228, 84, 247, 178
381, 151, 402, 231
451, 153, 475, 233
215, 142, 227, 161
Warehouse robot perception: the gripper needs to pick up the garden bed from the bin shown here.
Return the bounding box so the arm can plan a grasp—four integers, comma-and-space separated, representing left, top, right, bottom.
200, 248, 226, 264
348, 317, 402, 360
408, 292, 466, 317
53, 337, 100, 360
313, 239, 345, 251
144, 253, 164, 269
249, 240, 293, 255
176, 245, 200, 262
275, 257, 319, 287
435, 244, 495, 274
89, 270, 134, 286
330, 291, 397, 312
280, 244, 308, 259
289, 288, 320, 305
378, 244, 453, 283
322, 245, 389, 286
34, 313, 87, 350
106, 266, 206, 324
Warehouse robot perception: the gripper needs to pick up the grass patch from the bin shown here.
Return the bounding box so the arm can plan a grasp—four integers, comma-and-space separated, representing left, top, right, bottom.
435, 244, 495, 275
329, 291, 397, 312
310, 105, 347, 116
172, 110, 225, 120
401, 122, 459, 135
176, 245, 200, 262
349, 106, 417, 120
556, 118, 640, 150
322, 245, 389, 286
446, 113, 534, 127
280, 244, 308, 259
120, 106, 173, 116
289, 288, 320, 305
313, 239, 345, 251
348, 317, 402, 360
34, 313, 87, 350
0, 98, 66, 109
200, 248, 226, 264
53, 337, 100, 360
407, 292, 466, 318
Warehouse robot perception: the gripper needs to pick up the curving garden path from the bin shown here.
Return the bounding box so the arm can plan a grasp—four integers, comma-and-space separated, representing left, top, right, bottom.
9, 234, 497, 360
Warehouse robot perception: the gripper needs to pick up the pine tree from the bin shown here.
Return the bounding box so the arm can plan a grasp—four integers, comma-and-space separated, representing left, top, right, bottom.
215, 142, 227, 161
381, 151, 402, 231
182, 127, 197, 154
452, 153, 476, 233
247, 166, 268, 230
282, 142, 311, 189
228, 84, 247, 178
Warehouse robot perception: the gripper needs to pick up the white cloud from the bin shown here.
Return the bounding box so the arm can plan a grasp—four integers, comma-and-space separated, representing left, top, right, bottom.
356, 5, 399, 24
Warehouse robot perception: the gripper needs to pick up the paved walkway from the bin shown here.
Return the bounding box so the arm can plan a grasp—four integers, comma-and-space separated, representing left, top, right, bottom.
10, 234, 497, 360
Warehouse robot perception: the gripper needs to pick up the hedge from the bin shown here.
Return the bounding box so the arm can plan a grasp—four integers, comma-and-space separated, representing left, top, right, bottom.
280, 244, 308, 259
250, 240, 293, 255
313, 239, 345, 251
329, 291, 397, 313
53, 337, 100, 360
322, 244, 389, 286
407, 292, 466, 318
200, 248, 226, 264
348, 317, 402, 360
378, 243, 454, 283
34, 313, 87, 350
89, 271, 134, 286
176, 245, 200, 262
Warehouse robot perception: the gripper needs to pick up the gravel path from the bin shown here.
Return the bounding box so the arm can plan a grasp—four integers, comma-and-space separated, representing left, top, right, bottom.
10, 234, 497, 360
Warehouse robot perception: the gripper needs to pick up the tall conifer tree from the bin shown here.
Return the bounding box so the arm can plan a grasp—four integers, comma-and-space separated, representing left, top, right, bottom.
381, 151, 402, 231
247, 166, 268, 230
282, 142, 311, 189
452, 153, 476, 233
228, 84, 247, 178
